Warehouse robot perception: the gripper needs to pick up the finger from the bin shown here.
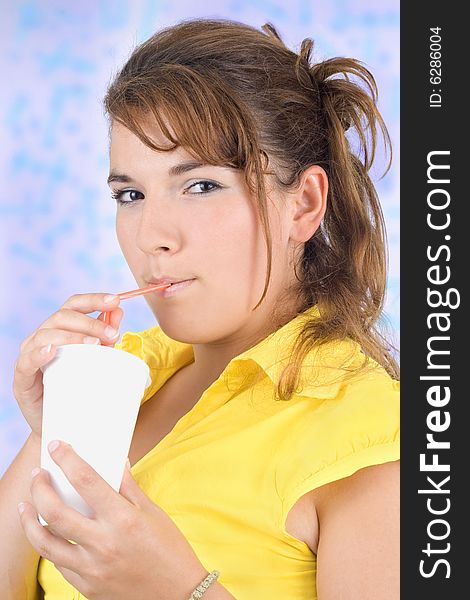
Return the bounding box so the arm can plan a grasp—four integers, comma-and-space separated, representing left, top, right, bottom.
14, 307, 124, 397
48, 441, 125, 520
62, 292, 121, 313
97, 307, 123, 332
21, 294, 123, 353
19, 332, 35, 353
109, 308, 123, 333
14, 328, 104, 396
18, 500, 84, 573
53, 564, 90, 598
28, 293, 122, 343
119, 462, 152, 508
13, 343, 58, 395
20, 320, 114, 357
29, 467, 96, 548
35, 308, 123, 346
97, 307, 124, 347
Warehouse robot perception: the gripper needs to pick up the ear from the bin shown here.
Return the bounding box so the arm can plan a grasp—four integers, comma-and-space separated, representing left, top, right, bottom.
288, 165, 328, 243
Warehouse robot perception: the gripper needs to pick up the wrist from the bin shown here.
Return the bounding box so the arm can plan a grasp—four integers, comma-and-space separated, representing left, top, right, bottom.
28, 431, 41, 448
196, 581, 236, 599
185, 568, 236, 600
187, 570, 219, 599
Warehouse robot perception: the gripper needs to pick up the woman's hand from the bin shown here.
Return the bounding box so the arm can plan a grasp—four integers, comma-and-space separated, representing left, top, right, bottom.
18, 441, 210, 600
12, 293, 123, 438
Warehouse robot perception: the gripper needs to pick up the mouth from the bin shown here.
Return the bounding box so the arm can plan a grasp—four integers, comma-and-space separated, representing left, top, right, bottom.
147, 277, 195, 286
145, 277, 197, 296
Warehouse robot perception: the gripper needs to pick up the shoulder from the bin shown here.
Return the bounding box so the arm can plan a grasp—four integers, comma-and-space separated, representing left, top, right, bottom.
312, 458, 400, 514
276, 363, 399, 536
320, 368, 400, 452
277, 366, 400, 478
285, 337, 400, 446
289, 458, 399, 555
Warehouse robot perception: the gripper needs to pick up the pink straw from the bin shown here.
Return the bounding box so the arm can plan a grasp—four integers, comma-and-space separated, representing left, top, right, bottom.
99, 283, 171, 347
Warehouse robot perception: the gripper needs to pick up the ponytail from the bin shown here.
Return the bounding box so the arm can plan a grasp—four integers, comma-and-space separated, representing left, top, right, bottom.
263, 26, 399, 397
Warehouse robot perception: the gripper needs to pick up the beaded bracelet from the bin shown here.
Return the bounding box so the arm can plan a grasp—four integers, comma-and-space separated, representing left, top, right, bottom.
187, 570, 220, 599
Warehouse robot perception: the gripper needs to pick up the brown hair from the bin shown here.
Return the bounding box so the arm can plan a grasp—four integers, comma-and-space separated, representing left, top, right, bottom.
103, 17, 399, 400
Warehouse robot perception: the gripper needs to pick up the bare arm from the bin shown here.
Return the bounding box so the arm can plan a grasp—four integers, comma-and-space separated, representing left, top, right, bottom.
315, 460, 400, 599
0, 432, 42, 600
4, 293, 123, 599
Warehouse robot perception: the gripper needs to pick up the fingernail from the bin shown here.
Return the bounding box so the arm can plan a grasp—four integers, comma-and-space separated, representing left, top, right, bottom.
104, 294, 118, 303
18, 502, 25, 515
83, 336, 100, 344
105, 326, 118, 339
40, 344, 52, 355
48, 440, 60, 453
126, 458, 131, 470
31, 467, 41, 478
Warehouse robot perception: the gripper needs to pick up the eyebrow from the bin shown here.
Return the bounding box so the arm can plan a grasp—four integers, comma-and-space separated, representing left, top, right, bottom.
107, 161, 206, 185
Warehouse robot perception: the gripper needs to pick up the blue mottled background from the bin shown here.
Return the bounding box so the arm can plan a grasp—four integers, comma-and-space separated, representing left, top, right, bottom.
0, 0, 399, 476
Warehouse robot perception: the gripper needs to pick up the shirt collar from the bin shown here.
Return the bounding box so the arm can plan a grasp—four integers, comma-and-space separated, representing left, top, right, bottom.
120, 305, 368, 400
232, 305, 367, 398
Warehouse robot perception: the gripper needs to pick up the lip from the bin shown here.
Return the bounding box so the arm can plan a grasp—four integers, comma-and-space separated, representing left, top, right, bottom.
146, 276, 194, 285
160, 278, 196, 296
145, 277, 196, 297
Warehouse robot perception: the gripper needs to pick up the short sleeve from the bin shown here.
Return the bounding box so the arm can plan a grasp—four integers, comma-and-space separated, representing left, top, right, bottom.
275, 373, 400, 529
114, 330, 157, 403
114, 330, 141, 353
114, 327, 194, 405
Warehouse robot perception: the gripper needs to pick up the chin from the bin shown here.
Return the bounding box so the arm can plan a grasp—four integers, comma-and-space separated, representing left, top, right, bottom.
157, 311, 232, 345
153, 310, 200, 342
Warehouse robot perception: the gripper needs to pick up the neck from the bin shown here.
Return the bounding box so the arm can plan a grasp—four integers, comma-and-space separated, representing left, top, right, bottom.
188, 301, 300, 388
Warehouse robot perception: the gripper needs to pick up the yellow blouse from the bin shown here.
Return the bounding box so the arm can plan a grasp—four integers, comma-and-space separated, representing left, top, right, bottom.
37, 306, 400, 599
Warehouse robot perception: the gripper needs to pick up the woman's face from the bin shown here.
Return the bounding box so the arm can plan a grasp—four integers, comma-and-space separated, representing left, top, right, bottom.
109, 120, 300, 345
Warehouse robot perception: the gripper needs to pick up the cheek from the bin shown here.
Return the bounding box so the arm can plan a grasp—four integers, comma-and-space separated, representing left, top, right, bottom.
193, 202, 270, 313
201, 202, 265, 275
116, 219, 128, 250
115, 216, 139, 263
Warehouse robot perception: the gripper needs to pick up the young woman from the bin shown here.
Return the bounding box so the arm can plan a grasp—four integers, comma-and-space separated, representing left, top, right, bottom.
1, 18, 399, 600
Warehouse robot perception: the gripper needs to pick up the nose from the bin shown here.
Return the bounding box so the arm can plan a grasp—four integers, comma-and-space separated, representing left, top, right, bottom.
135, 198, 181, 256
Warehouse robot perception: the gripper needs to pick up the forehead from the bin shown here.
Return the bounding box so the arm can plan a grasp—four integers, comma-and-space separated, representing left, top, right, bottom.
108, 120, 251, 193
109, 119, 199, 165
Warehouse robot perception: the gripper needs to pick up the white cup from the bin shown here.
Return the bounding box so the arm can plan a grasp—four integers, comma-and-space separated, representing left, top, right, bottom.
39, 343, 151, 525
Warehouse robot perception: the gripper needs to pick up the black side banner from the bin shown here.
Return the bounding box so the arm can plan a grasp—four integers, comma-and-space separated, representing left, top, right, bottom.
401, 2, 466, 596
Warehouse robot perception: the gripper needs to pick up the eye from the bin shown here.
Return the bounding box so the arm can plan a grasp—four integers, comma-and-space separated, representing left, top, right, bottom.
111, 189, 144, 205
185, 180, 221, 195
